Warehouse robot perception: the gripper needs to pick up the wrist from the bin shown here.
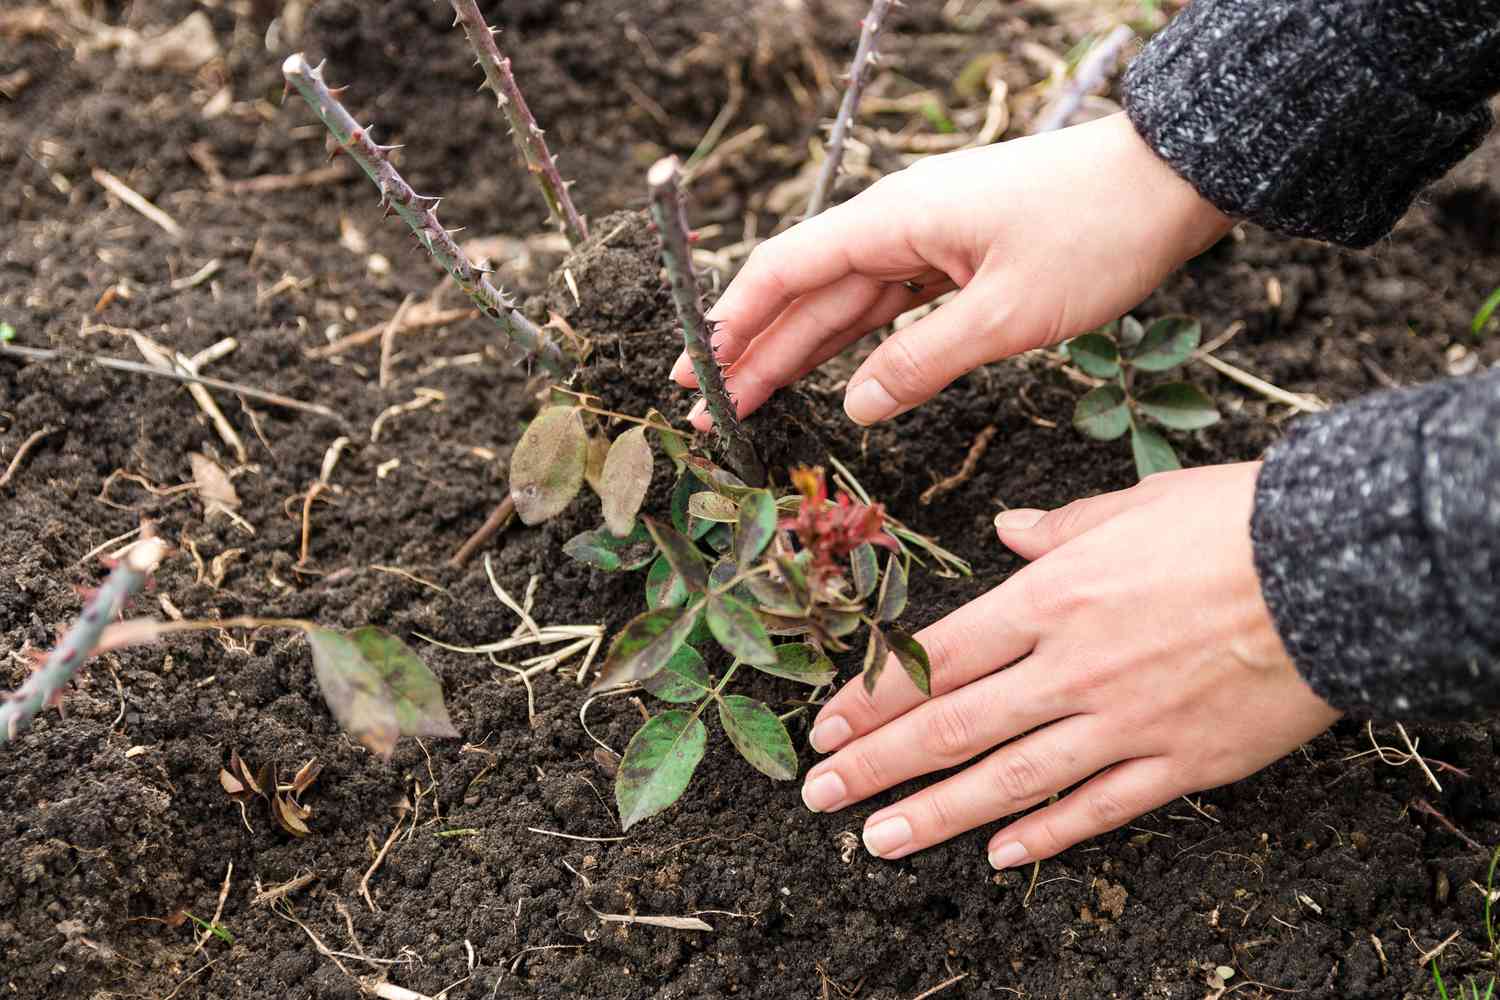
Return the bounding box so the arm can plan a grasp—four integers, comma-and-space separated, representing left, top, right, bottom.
1109, 113, 1235, 261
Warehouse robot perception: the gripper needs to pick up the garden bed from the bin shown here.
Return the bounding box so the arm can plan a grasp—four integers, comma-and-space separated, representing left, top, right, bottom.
4, 2, 1500, 997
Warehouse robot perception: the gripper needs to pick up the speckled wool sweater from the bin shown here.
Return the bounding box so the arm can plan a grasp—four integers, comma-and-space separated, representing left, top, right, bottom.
1123, 1, 1500, 718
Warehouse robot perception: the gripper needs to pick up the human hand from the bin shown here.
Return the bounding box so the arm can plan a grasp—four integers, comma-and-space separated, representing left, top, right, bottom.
670, 113, 1233, 431
798, 463, 1342, 868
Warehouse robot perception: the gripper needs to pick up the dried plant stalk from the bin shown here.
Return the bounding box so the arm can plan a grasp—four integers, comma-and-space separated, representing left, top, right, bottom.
647, 157, 764, 486
1032, 24, 1134, 134
448, 0, 588, 247
1, 536, 168, 743
806, 0, 894, 217
282, 54, 569, 378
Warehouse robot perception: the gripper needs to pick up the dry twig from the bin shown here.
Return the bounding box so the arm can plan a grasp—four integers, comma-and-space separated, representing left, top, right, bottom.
920, 425, 996, 504
91, 167, 184, 239
0, 426, 56, 488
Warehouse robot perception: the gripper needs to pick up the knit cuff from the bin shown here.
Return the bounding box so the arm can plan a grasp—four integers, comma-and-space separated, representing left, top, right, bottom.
1251, 371, 1500, 719
1124, 0, 1495, 248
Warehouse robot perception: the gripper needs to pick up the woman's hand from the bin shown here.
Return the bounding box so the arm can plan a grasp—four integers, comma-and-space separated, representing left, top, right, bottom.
799, 463, 1342, 867
671, 113, 1233, 430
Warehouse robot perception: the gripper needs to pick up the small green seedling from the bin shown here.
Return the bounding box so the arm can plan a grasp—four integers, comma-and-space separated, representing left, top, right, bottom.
1064, 314, 1220, 480
1473, 287, 1500, 338
1430, 842, 1500, 1000
0, 322, 14, 342
183, 912, 234, 946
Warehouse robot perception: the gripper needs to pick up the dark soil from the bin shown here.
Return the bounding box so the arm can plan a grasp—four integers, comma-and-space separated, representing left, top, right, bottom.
4, 3, 1500, 998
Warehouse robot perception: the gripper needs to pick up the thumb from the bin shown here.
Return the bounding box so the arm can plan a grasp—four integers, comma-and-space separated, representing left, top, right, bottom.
843, 277, 1023, 426
995, 484, 1163, 561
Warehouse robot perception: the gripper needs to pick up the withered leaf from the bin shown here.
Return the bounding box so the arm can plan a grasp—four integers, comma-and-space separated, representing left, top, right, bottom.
600, 426, 654, 538
509, 406, 588, 525
308, 627, 459, 762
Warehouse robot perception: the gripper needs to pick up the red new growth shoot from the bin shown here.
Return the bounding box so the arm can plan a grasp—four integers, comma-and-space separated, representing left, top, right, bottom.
781, 466, 898, 581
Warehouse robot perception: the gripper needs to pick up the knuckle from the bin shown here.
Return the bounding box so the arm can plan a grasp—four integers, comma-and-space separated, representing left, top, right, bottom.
850, 748, 889, 792
921, 701, 975, 760
992, 750, 1049, 805
1040, 499, 1092, 544
845, 680, 883, 723
875, 336, 932, 399
923, 788, 962, 833
1086, 785, 1133, 830
1019, 563, 1090, 622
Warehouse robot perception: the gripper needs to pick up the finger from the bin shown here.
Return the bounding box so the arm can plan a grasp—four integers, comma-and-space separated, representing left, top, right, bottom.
993, 479, 1168, 561
713, 276, 954, 425
800, 655, 1072, 813
843, 273, 1022, 425
808, 568, 1040, 753
855, 715, 1119, 860
984, 756, 1182, 869
686, 277, 954, 432
706, 189, 934, 354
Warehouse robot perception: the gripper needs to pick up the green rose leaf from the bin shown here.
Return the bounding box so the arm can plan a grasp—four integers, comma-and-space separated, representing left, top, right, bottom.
1129, 315, 1201, 372
875, 553, 908, 623
616, 710, 707, 830
1130, 422, 1182, 480
600, 426, 654, 538
745, 572, 804, 616
670, 472, 713, 540
1074, 384, 1130, 441
687, 491, 740, 523
1135, 382, 1221, 431
734, 490, 778, 569
592, 602, 704, 691
886, 629, 932, 697
641, 644, 712, 703
1067, 332, 1120, 379
849, 543, 879, 600
718, 695, 798, 781
645, 553, 689, 610
749, 642, 836, 686
774, 555, 812, 610
509, 406, 588, 525
308, 627, 459, 761
706, 593, 776, 665
862, 625, 890, 696
644, 516, 708, 592
564, 522, 655, 573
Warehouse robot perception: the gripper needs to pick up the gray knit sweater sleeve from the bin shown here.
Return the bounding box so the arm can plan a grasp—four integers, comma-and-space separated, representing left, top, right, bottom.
1123, 0, 1500, 247
1250, 370, 1500, 719
1122, 1, 1500, 719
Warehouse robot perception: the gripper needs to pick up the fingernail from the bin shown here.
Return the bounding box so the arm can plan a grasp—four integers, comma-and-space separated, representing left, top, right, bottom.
688, 398, 707, 420
995, 509, 1044, 532
670, 354, 691, 381
801, 771, 847, 813
844, 379, 897, 426
988, 841, 1029, 869
809, 715, 851, 753
863, 816, 913, 858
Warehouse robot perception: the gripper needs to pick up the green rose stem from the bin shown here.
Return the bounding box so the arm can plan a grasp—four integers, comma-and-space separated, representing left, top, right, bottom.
281, 53, 569, 378
448, 0, 588, 247
647, 156, 765, 487
0, 536, 168, 744
806, 0, 894, 217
